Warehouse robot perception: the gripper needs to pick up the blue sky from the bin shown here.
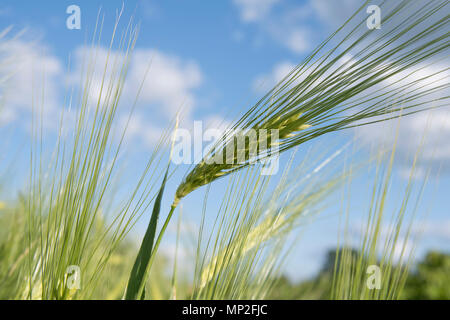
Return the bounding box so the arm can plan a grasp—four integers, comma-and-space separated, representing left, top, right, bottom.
0, 0, 449, 281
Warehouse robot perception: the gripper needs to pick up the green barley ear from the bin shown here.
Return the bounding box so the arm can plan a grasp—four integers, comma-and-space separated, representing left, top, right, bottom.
175, 0, 449, 202
174, 115, 312, 202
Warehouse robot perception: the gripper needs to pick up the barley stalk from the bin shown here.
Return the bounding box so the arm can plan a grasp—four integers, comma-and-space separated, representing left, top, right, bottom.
139, 0, 450, 293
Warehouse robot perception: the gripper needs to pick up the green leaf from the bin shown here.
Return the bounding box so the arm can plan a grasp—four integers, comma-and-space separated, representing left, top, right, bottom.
140, 286, 146, 300
125, 167, 169, 300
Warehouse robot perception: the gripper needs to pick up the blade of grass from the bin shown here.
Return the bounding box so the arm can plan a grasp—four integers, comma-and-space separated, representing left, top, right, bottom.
125, 167, 169, 300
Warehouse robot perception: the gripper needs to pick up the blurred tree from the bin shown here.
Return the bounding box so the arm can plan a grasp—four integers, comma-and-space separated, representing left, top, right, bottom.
402, 251, 450, 299
269, 249, 450, 300
320, 247, 360, 274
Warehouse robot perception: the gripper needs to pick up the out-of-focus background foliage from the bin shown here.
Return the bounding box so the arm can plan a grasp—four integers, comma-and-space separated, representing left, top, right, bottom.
267, 249, 450, 300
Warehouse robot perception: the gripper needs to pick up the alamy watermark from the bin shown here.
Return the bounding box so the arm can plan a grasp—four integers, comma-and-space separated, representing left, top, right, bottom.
66, 5, 81, 30
367, 5, 381, 30
65, 265, 81, 290
366, 265, 381, 290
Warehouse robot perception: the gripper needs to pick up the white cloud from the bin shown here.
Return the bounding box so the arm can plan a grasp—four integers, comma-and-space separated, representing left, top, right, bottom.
160, 242, 192, 275
59, 45, 204, 147
230, 0, 396, 55
391, 237, 414, 263
231, 0, 357, 54
283, 28, 310, 54
253, 61, 296, 93
67, 46, 126, 109
0, 107, 14, 125
0, 37, 206, 149
232, 0, 315, 53
310, 0, 361, 27
129, 49, 203, 119
0, 39, 62, 126
168, 219, 198, 236
357, 110, 449, 155
68, 46, 202, 120
416, 220, 450, 240
233, 0, 280, 22
118, 112, 166, 147
252, 54, 354, 93
121, 49, 204, 147
355, 62, 450, 173
204, 114, 232, 133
